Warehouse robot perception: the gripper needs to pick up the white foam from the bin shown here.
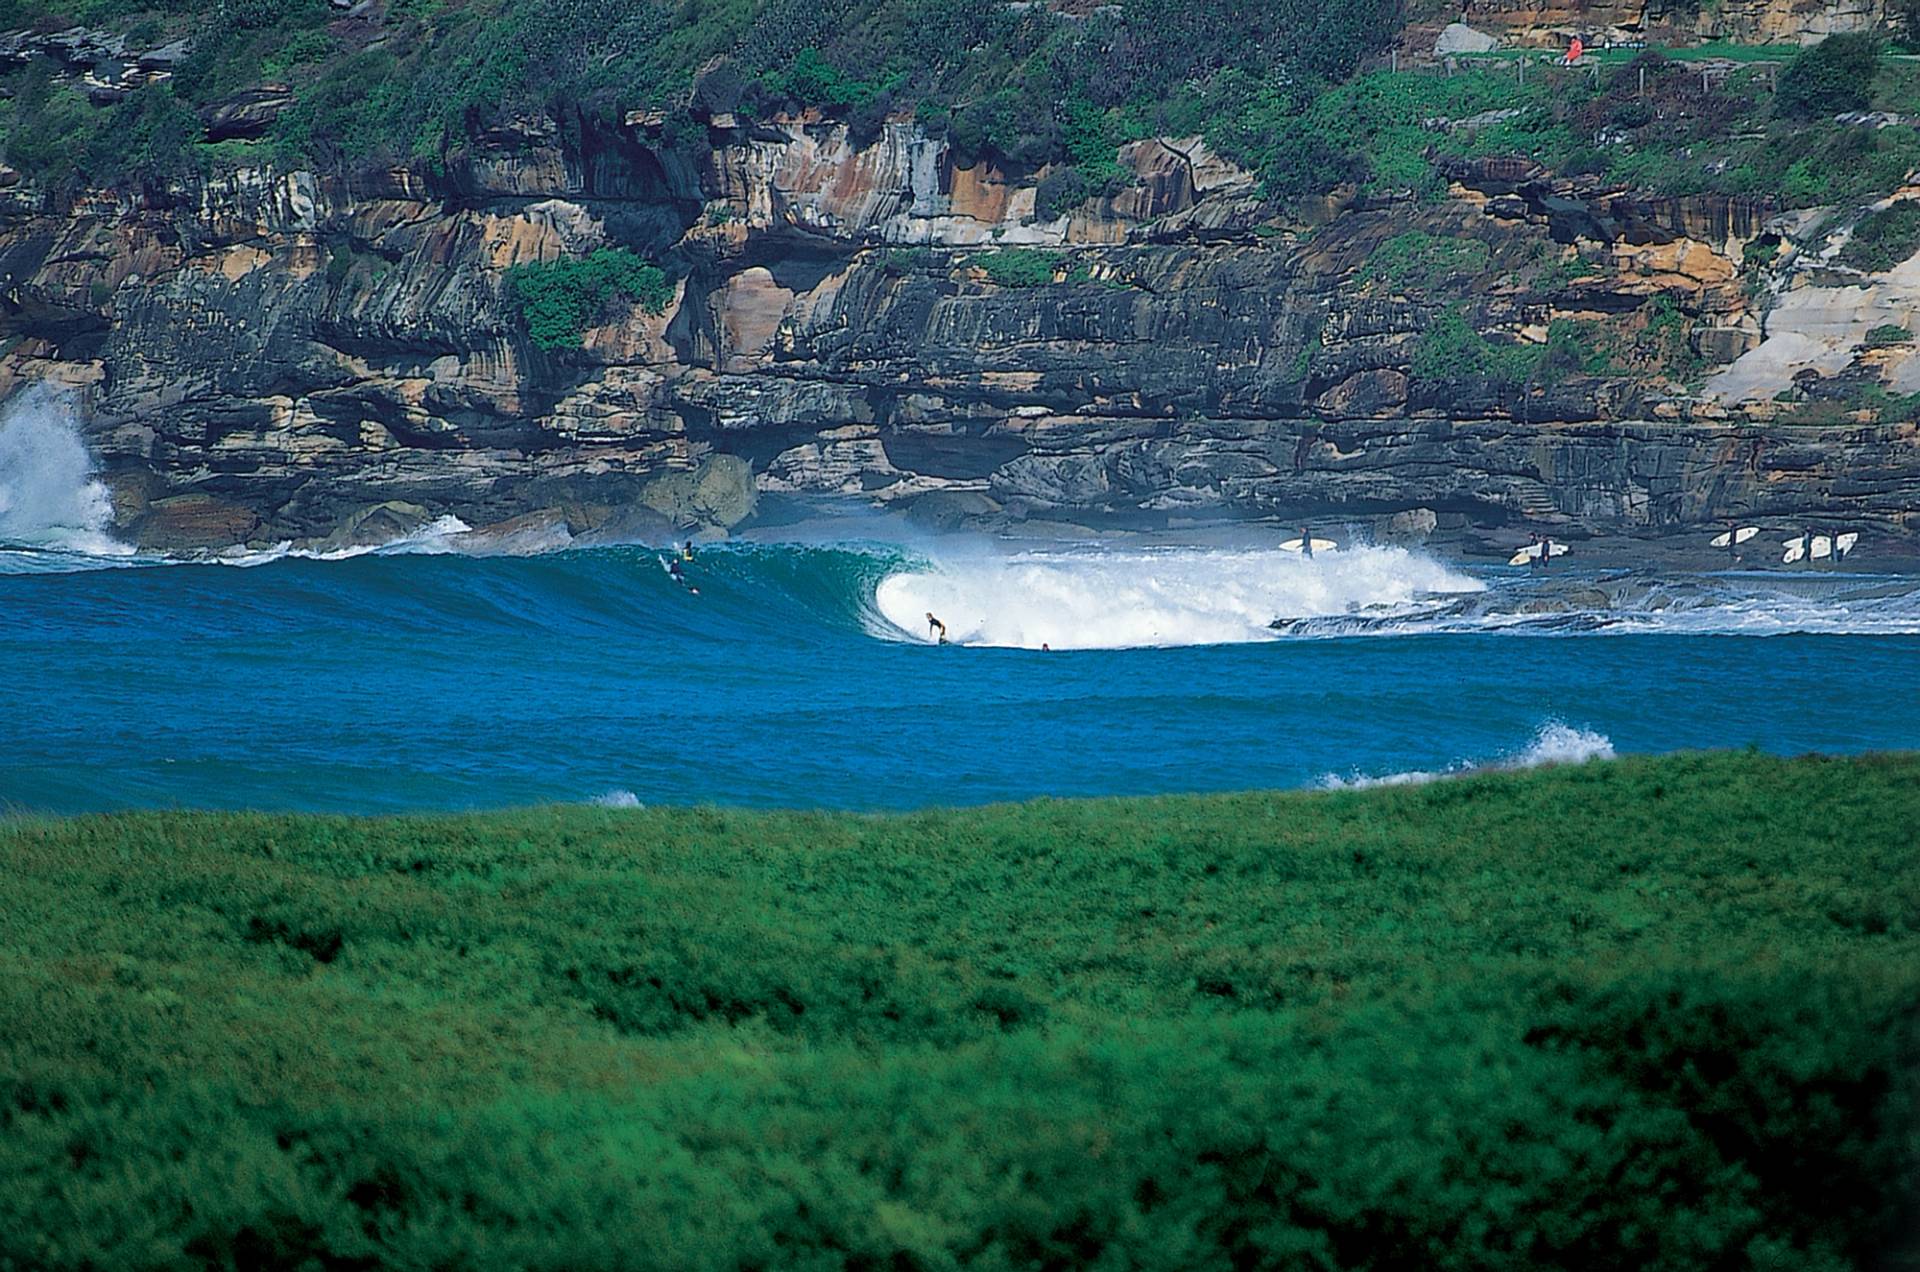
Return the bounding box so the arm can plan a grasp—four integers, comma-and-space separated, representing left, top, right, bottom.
590, 789, 644, 809
1514, 721, 1616, 767
871, 543, 1482, 650
208, 515, 475, 568
0, 385, 130, 558
1319, 721, 1615, 790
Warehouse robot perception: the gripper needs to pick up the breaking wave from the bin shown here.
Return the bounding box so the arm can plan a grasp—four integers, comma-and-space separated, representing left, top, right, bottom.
1319, 722, 1616, 790
7, 512, 1920, 644
872, 544, 1481, 649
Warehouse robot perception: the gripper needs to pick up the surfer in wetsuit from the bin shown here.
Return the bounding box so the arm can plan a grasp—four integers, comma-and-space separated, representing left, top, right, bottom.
667, 557, 698, 594
682, 541, 695, 561
1299, 528, 1313, 559
926, 612, 948, 644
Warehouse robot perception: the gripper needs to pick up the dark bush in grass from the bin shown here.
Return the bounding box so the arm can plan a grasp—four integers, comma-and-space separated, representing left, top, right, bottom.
1260, 132, 1370, 204
1776, 34, 1881, 120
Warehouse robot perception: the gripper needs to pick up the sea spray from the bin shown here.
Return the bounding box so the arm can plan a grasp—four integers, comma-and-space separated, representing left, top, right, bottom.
0, 385, 126, 555
1319, 721, 1616, 790
871, 543, 1483, 649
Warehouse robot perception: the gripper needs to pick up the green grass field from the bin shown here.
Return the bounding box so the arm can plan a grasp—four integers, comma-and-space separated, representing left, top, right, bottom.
3, 752, 1917, 1269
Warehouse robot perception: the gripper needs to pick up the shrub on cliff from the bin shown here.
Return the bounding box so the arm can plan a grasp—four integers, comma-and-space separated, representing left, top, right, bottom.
0, 68, 200, 189
1775, 34, 1881, 120
1839, 200, 1920, 273
1035, 167, 1094, 222
505, 249, 674, 351
1362, 231, 1491, 292
1260, 132, 1369, 204
1411, 307, 1539, 387
974, 248, 1062, 287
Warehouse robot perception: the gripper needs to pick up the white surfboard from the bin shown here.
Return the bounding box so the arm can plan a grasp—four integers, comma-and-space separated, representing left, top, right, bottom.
1810, 535, 1833, 560
1280, 538, 1337, 553
1509, 542, 1571, 565
1710, 526, 1759, 548
1836, 532, 1859, 558
1782, 536, 1806, 564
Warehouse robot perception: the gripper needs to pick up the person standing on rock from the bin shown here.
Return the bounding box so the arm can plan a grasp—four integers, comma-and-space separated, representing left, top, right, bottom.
1299, 528, 1314, 559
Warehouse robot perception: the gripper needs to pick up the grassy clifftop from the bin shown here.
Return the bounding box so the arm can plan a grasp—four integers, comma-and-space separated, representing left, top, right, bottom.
6, 0, 1920, 219
3, 752, 1918, 1268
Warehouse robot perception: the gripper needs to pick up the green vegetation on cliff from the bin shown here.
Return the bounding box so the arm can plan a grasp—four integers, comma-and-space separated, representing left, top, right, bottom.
1840, 200, 1920, 273
0, 0, 1395, 183
2, 752, 1917, 1268
505, 248, 673, 350
2, 0, 1920, 222
972, 247, 1062, 288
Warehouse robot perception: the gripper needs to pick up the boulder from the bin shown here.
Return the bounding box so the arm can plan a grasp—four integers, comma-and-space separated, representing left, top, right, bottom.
311, 501, 433, 554
200, 86, 296, 142
640, 455, 757, 530
1434, 23, 1500, 54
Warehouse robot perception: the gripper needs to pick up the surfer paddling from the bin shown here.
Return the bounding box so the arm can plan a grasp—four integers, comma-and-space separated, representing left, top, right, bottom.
666, 557, 699, 595
926, 612, 948, 645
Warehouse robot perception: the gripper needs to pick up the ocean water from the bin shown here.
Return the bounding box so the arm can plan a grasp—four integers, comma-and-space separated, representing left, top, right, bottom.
3, 397, 1919, 815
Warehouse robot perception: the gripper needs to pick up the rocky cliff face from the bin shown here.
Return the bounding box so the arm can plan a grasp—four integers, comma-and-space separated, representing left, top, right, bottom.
1, 107, 1916, 553
1455, 0, 1894, 46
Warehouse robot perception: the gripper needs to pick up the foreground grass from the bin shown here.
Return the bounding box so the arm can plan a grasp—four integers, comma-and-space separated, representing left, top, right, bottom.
2, 753, 1917, 1270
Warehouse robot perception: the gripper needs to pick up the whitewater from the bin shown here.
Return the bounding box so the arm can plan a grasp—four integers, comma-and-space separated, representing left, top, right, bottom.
3, 400, 1918, 813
